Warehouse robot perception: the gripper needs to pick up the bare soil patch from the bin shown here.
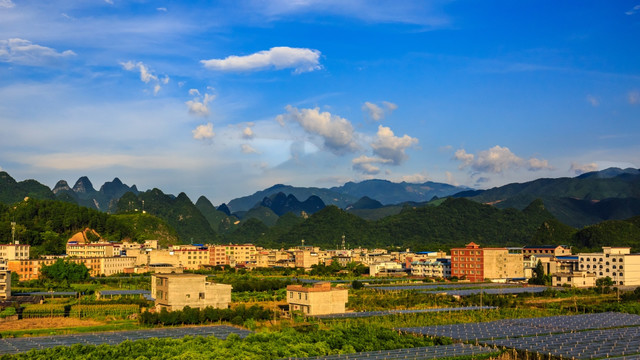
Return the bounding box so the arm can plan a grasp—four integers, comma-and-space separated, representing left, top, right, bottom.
0, 317, 104, 332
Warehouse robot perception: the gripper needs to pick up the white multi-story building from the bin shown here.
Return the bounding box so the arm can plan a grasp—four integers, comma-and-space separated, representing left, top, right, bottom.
578, 247, 640, 286
410, 260, 451, 278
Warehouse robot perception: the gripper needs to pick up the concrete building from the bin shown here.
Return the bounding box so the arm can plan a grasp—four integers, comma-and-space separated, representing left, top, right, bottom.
151, 273, 232, 311
66, 242, 115, 258
552, 271, 597, 288
209, 244, 256, 267
451, 242, 524, 282
294, 250, 319, 269
369, 261, 404, 276
578, 247, 640, 286
286, 282, 348, 315
0, 260, 11, 300
523, 245, 571, 257
0, 243, 30, 260
410, 259, 451, 278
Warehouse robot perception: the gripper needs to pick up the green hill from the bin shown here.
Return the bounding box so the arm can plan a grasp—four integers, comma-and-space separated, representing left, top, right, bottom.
0, 172, 55, 204
117, 190, 218, 244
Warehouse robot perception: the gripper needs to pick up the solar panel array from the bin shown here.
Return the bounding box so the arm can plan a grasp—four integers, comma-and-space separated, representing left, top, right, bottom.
426, 287, 550, 296
398, 312, 640, 341
0, 325, 251, 355
280, 343, 499, 360
484, 326, 640, 359
98, 290, 151, 296
367, 283, 519, 291
312, 306, 497, 319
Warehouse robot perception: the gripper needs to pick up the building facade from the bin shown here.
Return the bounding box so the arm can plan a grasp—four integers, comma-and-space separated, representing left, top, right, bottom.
151, 273, 232, 311
286, 282, 348, 315
578, 247, 640, 286
451, 242, 524, 282
0, 244, 30, 260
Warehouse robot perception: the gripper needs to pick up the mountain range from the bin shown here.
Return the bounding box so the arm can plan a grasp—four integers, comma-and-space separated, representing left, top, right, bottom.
1, 168, 640, 252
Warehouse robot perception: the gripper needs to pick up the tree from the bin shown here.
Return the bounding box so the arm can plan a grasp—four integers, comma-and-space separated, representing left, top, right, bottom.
40, 259, 90, 283
528, 260, 549, 285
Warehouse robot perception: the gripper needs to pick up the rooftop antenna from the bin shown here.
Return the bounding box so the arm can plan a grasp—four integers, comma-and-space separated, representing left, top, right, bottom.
11, 221, 16, 244
341, 235, 346, 250
301, 239, 305, 247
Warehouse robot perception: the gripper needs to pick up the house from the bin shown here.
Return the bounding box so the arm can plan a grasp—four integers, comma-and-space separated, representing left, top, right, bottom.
151, 273, 232, 311
286, 282, 348, 315
578, 247, 640, 286
552, 271, 596, 288
450, 242, 524, 282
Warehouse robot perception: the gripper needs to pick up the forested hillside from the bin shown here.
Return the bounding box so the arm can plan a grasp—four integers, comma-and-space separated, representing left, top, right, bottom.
0, 198, 177, 257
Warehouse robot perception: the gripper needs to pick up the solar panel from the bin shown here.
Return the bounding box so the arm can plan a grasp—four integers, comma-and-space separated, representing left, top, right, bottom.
312, 306, 497, 319
280, 343, 499, 359
0, 325, 252, 355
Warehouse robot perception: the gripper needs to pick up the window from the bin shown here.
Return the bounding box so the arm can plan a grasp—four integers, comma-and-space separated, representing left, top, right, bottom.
199, 292, 205, 299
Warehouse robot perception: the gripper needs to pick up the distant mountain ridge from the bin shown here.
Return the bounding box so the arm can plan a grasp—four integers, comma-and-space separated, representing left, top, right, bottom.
455, 167, 640, 228
53, 176, 139, 212
226, 179, 469, 213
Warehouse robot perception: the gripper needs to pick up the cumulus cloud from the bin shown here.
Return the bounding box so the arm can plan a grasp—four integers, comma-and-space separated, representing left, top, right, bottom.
277, 105, 358, 154
455, 145, 552, 173
397, 172, 429, 183
351, 155, 392, 175
241, 144, 259, 154
0, 0, 15, 8
201, 46, 321, 73
454, 149, 474, 169
570, 162, 598, 175
120, 61, 168, 94
629, 90, 640, 105
186, 91, 215, 117
528, 158, 553, 171
0, 38, 75, 66
242, 125, 255, 139
362, 101, 397, 121
192, 123, 215, 140
586, 95, 599, 107
370, 125, 418, 165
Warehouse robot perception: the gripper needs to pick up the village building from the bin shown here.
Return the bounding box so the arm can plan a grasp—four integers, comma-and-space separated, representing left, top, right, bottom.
151, 273, 232, 311
450, 242, 524, 282
578, 247, 640, 286
0, 243, 30, 261
286, 282, 348, 315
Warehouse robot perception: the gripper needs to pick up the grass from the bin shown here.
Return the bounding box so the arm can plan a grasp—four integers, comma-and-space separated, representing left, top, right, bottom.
0, 320, 141, 338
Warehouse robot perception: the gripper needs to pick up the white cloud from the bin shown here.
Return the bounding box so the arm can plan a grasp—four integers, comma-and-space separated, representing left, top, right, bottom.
188, 89, 200, 96
396, 172, 429, 183
362, 101, 397, 121
351, 155, 392, 175
120, 61, 168, 94
370, 125, 418, 164
454, 149, 474, 169
0, 38, 75, 66
629, 90, 640, 105
445, 171, 458, 186
157, 7, 167, 12
473, 146, 523, 173
625, 4, 640, 15
528, 158, 553, 171
586, 94, 599, 107
570, 162, 598, 175
186, 92, 215, 117
0, 0, 15, 8
241, 144, 259, 154
278, 105, 358, 154
242, 126, 255, 139
104, 0, 114, 4
201, 46, 321, 73
455, 145, 552, 174
192, 123, 215, 140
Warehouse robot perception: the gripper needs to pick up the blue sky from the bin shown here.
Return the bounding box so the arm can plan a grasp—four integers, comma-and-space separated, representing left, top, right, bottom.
1, 1, 639, 205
